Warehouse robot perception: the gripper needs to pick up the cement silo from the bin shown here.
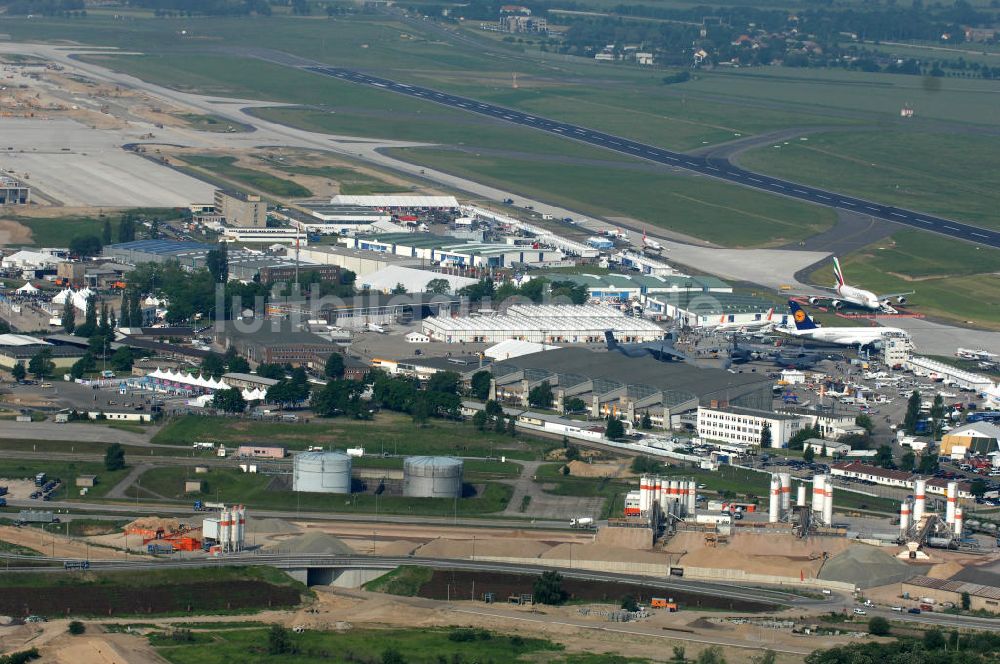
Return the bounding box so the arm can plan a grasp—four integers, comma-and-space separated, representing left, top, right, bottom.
403, 456, 463, 498
293, 451, 352, 494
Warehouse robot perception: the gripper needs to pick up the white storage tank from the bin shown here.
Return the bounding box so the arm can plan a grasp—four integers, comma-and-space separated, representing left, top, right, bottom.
293, 451, 352, 494
403, 456, 463, 498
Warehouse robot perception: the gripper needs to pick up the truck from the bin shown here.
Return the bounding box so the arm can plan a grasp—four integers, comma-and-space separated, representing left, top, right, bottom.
17, 510, 57, 524
0, 486, 7, 496
650, 598, 678, 611
34, 472, 46, 487
192, 442, 215, 450
193, 500, 225, 512
147, 543, 175, 554
63, 560, 90, 570
570, 517, 594, 529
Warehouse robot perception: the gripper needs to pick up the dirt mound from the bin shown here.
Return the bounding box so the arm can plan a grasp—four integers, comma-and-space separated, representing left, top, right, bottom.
542, 543, 664, 565
819, 544, 918, 589
249, 518, 300, 535
265, 532, 354, 555
415, 538, 551, 559
595, 526, 653, 550
665, 531, 852, 578
124, 517, 181, 535
567, 460, 628, 478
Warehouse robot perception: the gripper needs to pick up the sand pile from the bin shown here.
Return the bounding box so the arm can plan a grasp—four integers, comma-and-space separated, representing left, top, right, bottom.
925, 560, 965, 579
595, 526, 653, 550
414, 538, 552, 559
248, 518, 301, 535
265, 532, 355, 555
819, 545, 917, 588
124, 517, 181, 534
665, 532, 853, 578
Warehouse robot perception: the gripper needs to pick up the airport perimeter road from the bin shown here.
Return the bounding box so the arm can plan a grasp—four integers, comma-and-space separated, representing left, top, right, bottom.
300, 65, 1000, 250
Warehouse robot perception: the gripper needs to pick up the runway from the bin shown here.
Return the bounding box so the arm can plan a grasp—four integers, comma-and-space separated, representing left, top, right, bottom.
299, 65, 1000, 250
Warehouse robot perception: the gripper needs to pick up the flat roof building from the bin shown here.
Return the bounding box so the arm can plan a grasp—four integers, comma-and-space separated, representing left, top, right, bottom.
215, 189, 267, 228
0, 175, 29, 205
539, 273, 731, 302
342, 233, 564, 268
295, 245, 422, 278
644, 292, 778, 329
214, 320, 340, 368
330, 194, 459, 210
697, 406, 804, 449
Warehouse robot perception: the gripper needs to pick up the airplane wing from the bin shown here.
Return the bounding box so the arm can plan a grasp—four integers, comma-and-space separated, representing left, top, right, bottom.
877, 290, 914, 302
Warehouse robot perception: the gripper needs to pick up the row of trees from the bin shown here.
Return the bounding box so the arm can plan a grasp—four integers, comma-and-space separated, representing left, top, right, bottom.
458, 277, 588, 305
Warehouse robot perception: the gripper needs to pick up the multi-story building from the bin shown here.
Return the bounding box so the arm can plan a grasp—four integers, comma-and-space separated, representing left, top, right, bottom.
697, 406, 803, 449
0, 175, 29, 205
214, 189, 267, 228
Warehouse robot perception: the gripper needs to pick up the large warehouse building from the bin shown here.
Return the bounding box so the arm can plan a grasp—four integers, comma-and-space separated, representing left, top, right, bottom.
422, 304, 666, 344
539, 273, 732, 302
330, 194, 460, 211
340, 233, 564, 268
643, 292, 778, 328
489, 347, 773, 429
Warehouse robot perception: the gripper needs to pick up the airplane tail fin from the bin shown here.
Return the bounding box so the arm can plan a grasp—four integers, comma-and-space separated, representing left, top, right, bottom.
604, 330, 619, 350
787, 300, 819, 331
833, 257, 845, 287
766, 307, 774, 321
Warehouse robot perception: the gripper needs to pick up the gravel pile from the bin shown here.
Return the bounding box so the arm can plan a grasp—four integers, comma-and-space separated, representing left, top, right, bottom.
819, 545, 917, 588
264, 531, 354, 555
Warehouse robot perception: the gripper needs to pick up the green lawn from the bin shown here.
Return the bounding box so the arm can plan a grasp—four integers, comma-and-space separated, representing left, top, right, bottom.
739, 130, 1000, 228
535, 463, 630, 519
0, 459, 130, 500
809, 231, 1000, 328
362, 565, 433, 596
0, 438, 216, 459
269, 163, 406, 195
128, 465, 515, 517
151, 626, 569, 664
390, 146, 835, 247
152, 414, 553, 460
179, 155, 311, 198
4, 208, 175, 247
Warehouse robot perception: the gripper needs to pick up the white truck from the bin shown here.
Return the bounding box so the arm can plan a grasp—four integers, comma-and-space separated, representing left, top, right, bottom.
570, 517, 595, 529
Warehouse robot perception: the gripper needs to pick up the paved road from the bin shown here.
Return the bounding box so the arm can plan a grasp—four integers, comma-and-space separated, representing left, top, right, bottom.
297, 64, 1000, 250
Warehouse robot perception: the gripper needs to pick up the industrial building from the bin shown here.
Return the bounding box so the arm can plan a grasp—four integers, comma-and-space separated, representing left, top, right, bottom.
293, 451, 352, 494
940, 422, 1000, 458
103, 239, 216, 268
539, 273, 731, 302
644, 292, 778, 329
901, 577, 1000, 613
614, 251, 682, 277
268, 292, 462, 329
422, 304, 666, 344
0, 333, 84, 369
403, 456, 463, 498
214, 320, 341, 367
215, 189, 267, 228
463, 205, 599, 258
342, 233, 564, 268
905, 355, 995, 393
696, 406, 804, 449
358, 265, 478, 295
489, 347, 773, 427
295, 244, 423, 278
0, 175, 29, 205
373, 354, 488, 381
330, 194, 460, 211
220, 226, 307, 245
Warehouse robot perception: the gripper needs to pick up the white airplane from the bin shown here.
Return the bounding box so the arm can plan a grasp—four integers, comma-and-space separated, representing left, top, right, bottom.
781, 300, 910, 348
806, 257, 913, 313
642, 230, 663, 252
711, 307, 775, 333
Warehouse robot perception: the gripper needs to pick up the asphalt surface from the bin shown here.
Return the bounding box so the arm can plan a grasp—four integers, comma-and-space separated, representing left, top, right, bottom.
298, 64, 1000, 250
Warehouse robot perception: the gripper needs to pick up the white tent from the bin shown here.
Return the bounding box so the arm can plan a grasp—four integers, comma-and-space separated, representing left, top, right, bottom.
14, 282, 39, 294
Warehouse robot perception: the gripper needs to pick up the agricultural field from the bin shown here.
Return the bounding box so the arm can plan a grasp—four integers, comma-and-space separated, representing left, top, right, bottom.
178, 154, 312, 198
0, 567, 305, 618
739, 130, 1000, 228
391, 146, 835, 247
152, 414, 553, 461
126, 464, 514, 517
809, 231, 1000, 328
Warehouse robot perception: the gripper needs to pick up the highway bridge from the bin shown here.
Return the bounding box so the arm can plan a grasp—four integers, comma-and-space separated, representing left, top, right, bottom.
299, 64, 1000, 250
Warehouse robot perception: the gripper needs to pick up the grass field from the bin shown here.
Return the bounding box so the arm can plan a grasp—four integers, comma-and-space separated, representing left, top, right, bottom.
0, 437, 216, 459
179, 154, 311, 198
268, 163, 406, 195
151, 626, 569, 664
5, 208, 172, 247
739, 130, 1000, 228
362, 565, 433, 596
809, 231, 1000, 328
128, 465, 515, 517
177, 113, 252, 133
390, 146, 835, 246
0, 459, 129, 500
152, 414, 553, 460
535, 463, 629, 519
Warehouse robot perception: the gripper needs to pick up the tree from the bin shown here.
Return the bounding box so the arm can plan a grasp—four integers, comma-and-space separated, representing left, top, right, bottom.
605, 416, 625, 440
506, 415, 517, 437
76, 295, 97, 338
819, 443, 827, 458
104, 443, 125, 471
528, 382, 553, 409
900, 450, 916, 472
69, 234, 102, 257
788, 426, 820, 451
61, 298, 76, 334
470, 370, 491, 400
867, 616, 891, 636
564, 397, 586, 414
256, 363, 286, 380
205, 243, 229, 284
28, 348, 54, 379
671, 645, 686, 663
381, 648, 406, 664
410, 394, 431, 425
532, 570, 566, 605
324, 353, 345, 379
918, 449, 939, 475
68, 620, 85, 635
803, 445, 815, 463
970, 477, 987, 498
201, 352, 226, 378
110, 347, 134, 372
904, 390, 922, 433
11, 363, 26, 383
102, 218, 112, 245
961, 591, 971, 611
750, 652, 776, 664
931, 394, 946, 440
223, 347, 249, 374
641, 412, 652, 429
923, 628, 946, 650
267, 625, 295, 655
696, 646, 726, 664
760, 422, 772, 449
620, 594, 638, 611
425, 278, 451, 294
391, 282, 408, 295
472, 410, 489, 431
311, 379, 366, 419
855, 413, 875, 435
70, 352, 97, 380
212, 388, 247, 414
875, 444, 895, 469
565, 445, 580, 461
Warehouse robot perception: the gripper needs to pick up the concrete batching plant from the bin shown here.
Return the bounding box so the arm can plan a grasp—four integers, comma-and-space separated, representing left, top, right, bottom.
201, 505, 247, 553
403, 456, 464, 498
293, 451, 352, 494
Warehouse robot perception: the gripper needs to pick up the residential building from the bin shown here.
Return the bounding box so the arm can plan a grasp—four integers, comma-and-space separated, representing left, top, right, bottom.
697, 406, 803, 449
214, 189, 267, 228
